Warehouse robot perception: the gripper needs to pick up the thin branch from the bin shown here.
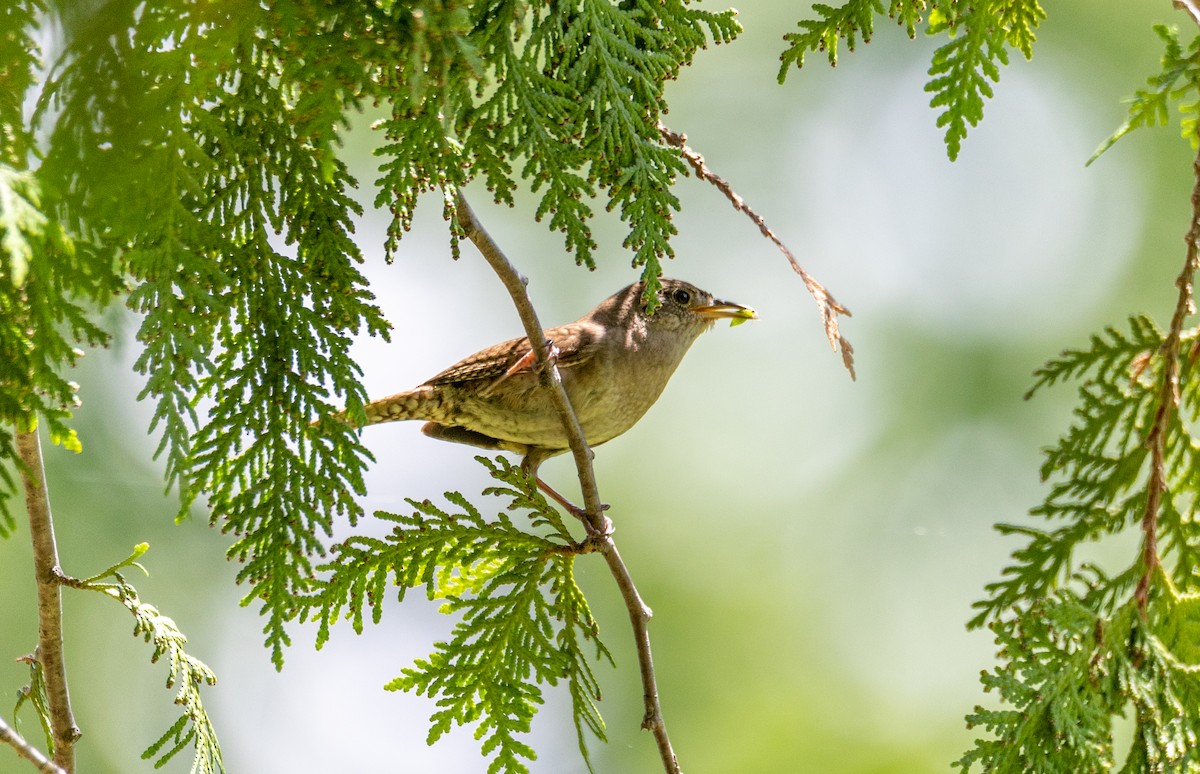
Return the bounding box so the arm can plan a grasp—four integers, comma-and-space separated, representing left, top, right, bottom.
450, 190, 682, 774
658, 121, 856, 379
0, 714, 65, 774
449, 191, 606, 527
1135, 140, 1200, 613
16, 429, 79, 773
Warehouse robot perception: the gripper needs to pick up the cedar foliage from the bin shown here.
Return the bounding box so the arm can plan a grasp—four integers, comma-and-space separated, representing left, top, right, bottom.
6, 0, 1199, 771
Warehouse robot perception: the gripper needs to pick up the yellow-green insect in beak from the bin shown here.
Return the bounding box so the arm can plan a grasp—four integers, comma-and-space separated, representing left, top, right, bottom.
691, 300, 759, 327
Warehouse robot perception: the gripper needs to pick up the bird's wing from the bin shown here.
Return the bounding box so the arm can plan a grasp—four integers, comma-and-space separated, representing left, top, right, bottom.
423, 322, 604, 387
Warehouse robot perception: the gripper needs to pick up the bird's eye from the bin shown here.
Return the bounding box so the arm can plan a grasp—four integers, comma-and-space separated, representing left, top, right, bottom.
671, 288, 691, 305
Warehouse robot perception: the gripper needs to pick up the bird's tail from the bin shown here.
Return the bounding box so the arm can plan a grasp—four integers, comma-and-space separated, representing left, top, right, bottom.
327, 386, 442, 428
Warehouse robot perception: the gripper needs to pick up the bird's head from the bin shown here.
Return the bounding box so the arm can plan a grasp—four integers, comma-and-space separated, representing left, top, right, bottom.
640, 278, 758, 335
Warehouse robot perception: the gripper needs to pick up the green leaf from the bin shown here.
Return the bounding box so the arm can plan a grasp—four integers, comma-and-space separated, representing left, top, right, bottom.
997, 0, 1046, 60
925, 4, 1009, 162
307, 456, 612, 773
1088, 25, 1200, 165
0, 0, 41, 167
36, 2, 392, 660
14, 653, 53, 755
0, 161, 118, 537
781, 0, 1044, 160
66, 549, 225, 773
962, 317, 1200, 769
778, 0, 884, 76
957, 597, 1132, 773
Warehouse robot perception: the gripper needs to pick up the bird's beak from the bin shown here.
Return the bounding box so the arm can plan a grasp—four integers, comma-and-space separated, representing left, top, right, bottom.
690, 300, 759, 327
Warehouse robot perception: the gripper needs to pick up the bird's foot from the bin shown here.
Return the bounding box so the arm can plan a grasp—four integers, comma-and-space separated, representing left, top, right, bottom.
536, 477, 614, 538
572, 506, 614, 551
580, 507, 614, 540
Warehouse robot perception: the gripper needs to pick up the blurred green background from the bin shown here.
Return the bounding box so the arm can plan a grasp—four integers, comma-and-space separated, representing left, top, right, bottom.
1, 1, 1193, 772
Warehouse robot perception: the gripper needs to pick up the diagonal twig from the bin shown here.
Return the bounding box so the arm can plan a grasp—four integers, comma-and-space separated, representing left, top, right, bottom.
450, 189, 683, 774
658, 121, 856, 379
0, 713, 65, 774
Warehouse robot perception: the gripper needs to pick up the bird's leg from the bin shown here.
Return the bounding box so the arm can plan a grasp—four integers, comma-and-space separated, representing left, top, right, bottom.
536, 477, 613, 537
523, 451, 612, 538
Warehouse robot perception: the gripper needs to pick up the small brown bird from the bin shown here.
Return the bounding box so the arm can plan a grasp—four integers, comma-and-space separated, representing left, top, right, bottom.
347, 278, 756, 518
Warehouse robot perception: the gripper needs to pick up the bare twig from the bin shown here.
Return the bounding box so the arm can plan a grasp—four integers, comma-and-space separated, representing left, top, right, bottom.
0, 713, 66, 774
1134, 141, 1200, 613
658, 122, 856, 379
451, 190, 682, 774
16, 429, 79, 773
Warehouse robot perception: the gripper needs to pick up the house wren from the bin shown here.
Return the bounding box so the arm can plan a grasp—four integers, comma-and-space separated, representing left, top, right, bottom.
346, 278, 757, 516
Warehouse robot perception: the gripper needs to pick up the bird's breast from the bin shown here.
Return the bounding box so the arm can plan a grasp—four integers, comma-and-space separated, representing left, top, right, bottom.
560, 344, 684, 445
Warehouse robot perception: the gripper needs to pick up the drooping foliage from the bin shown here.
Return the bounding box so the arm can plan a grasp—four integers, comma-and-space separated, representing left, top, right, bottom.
953, 25, 1200, 771
306, 457, 612, 773
2, 1, 740, 769
778, 0, 1046, 159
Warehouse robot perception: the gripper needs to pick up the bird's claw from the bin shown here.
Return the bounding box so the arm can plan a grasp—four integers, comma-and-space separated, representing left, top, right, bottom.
587, 512, 615, 539
536, 476, 612, 536
563, 502, 613, 538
